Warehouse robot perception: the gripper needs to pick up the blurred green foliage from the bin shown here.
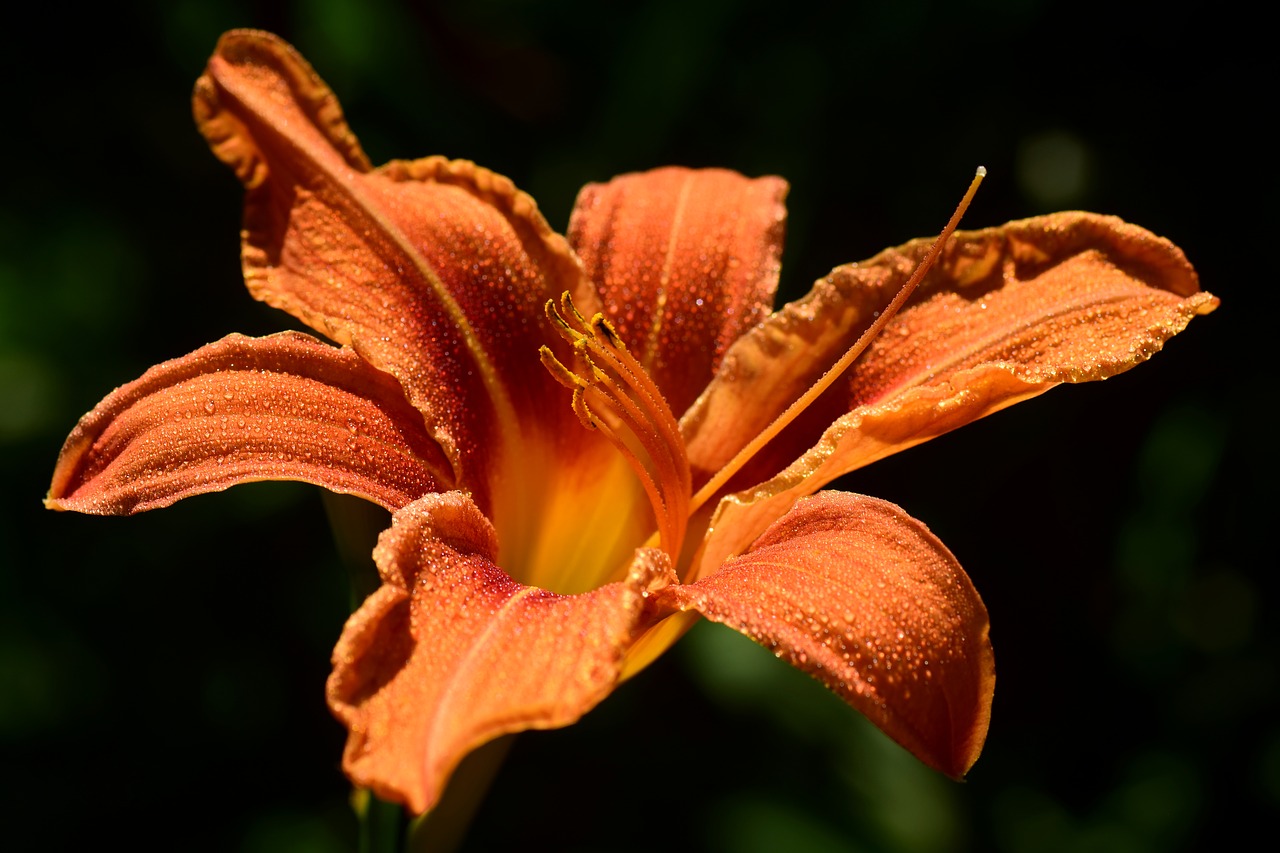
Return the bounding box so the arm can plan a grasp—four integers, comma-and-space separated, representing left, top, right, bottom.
2, 0, 1269, 850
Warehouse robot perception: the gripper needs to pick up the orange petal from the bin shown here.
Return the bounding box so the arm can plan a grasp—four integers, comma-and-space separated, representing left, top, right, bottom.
683, 212, 1218, 496
194, 30, 600, 515
327, 492, 675, 813
569, 167, 787, 416
47, 332, 448, 514
656, 491, 993, 778
694, 216, 1217, 572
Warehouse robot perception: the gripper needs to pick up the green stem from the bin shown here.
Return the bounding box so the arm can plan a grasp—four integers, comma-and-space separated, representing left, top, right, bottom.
321, 491, 392, 609
356, 789, 405, 853
322, 493, 511, 851
405, 736, 515, 853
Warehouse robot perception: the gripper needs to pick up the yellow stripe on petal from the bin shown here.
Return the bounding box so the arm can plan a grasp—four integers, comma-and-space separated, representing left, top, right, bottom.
195, 31, 600, 522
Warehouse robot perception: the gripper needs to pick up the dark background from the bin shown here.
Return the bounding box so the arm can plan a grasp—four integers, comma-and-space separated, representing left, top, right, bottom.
2, 1, 1270, 850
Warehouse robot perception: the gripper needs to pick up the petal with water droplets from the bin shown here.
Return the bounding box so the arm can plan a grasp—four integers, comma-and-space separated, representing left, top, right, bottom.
685, 213, 1217, 565
569, 167, 787, 416
47, 332, 448, 514
656, 490, 993, 778
327, 491, 674, 813
684, 213, 1216, 486
194, 29, 601, 518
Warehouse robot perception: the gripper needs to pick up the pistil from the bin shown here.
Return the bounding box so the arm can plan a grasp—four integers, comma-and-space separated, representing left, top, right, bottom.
688, 167, 987, 515
540, 168, 985, 572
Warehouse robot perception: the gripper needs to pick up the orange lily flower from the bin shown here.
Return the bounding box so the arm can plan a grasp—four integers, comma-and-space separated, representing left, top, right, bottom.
47, 30, 1217, 815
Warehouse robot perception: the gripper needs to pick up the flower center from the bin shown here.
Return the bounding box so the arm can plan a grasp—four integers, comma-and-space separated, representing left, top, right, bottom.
534, 167, 986, 594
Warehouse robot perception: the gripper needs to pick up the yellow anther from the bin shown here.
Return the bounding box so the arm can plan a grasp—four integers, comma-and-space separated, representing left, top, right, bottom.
571, 387, 597, 430
591, 314, 627, 351
541, 291, 692, 560
539, 345, 587, 390
560, 292, 589, 327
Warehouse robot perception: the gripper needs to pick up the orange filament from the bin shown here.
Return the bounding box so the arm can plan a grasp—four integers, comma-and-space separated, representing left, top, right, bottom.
687, 166, 988, 515
540, 294, 692, 558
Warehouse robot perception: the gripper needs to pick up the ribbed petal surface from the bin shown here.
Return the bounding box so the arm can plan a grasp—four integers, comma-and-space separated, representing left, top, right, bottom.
569, 167, 787, 416
328, 492, 675, 813
194, 30, 601, 517
685, 213, 1216, 486
685, 214, 1218, 567
48, 332, 448, 514
656, 491, 993, 778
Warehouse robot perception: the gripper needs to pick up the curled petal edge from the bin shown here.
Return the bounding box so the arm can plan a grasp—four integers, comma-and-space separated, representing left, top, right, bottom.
683, 212, 1217, 487
195, 30, 600, 511
327, 491, 677, 813
695, 270, 1216, 575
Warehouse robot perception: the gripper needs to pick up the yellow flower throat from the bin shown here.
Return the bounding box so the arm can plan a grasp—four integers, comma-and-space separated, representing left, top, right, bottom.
541, 294, 692, 564
517, 167, 986, 596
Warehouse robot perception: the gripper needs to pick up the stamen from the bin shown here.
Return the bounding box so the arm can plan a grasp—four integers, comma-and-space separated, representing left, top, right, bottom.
541, 295, 692, 557
586, 316, 689, 487
688, 166, 988, 515
540, 345, 585, 391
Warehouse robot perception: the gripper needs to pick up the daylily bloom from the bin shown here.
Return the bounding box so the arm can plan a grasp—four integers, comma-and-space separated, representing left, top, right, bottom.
47, 29, 1217, 815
